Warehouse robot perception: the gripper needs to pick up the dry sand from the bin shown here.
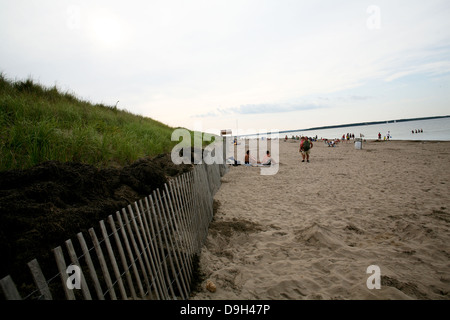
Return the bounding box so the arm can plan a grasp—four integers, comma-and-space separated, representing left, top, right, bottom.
190, 139, 450, 300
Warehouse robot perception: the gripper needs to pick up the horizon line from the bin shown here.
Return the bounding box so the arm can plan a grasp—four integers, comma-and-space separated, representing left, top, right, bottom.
235, 115, 450, 137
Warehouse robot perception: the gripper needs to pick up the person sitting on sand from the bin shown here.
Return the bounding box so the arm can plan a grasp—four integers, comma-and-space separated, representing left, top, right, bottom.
261, 150, 274, 165
245, 150, 258, 165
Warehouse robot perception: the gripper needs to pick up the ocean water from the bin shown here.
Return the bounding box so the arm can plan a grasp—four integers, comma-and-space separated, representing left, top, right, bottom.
280, 117, 450, 141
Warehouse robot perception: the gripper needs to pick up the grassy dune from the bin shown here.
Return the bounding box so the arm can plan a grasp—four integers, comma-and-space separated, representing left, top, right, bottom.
0, 74, 189, 171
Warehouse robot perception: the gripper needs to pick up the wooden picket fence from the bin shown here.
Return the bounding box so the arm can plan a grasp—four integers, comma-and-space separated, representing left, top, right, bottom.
0, 163, 228, 300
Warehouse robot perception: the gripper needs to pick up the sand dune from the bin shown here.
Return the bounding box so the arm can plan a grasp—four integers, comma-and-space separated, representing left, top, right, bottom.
191, 139, 450, 300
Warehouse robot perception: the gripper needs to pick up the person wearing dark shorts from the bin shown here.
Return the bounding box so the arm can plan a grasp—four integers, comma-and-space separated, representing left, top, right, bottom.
299, 136, 313, 163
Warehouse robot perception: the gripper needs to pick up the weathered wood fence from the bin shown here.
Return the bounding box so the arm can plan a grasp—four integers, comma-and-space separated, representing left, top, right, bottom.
0, 163, 228, 300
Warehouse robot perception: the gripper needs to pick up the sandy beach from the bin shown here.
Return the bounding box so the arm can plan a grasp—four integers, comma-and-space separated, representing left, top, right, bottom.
190, 139, 450, 300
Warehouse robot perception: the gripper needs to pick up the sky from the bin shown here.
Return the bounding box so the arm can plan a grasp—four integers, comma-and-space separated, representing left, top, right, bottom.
1, 0, 449, 136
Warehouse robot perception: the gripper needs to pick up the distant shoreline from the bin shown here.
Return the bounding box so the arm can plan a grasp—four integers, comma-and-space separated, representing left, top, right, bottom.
236, 115, 450, 137
279, 115, 450, 135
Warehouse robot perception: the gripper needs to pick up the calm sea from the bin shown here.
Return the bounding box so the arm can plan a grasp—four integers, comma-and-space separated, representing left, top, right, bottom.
280, 117, 450, 141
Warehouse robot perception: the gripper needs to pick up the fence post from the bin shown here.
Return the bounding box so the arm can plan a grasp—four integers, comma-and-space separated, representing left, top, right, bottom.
77, 232, 105, 300
99, 220, 128, 300
153, 189, 186, 299
148, 193, 177, 299
64, 239, 91, 300
135, 200, 166, 299
107, 214, 138, 300
89, 228, 117, 300
139, 198, 171, 300
165, 183, 192, 291
53, 246, 76, 300
128, 203, 158, 300
27, 259, 52, 300
161, 186, 191, 297
189, 170, 202, 253
0, 275, 22, 300
115, 210, 146, 299
181, 174, 197, 255
121, 207, 151, 298
172, 176, 195, 258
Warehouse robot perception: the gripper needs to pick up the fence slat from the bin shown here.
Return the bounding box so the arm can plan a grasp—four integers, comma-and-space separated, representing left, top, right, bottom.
53, 246, 75, 300
148, 194, 177, 299
127, 204, 157, 300
171, 178, 195, 258
189, 170, 201, 251
89, 227, 117, 300
77, 232, 105, 300
185, 172, 200, 253
0, 275, 22, 300
152, 189, 184, 299
108, 214, 138, 300
177, 174, 196, 255
140, 198, 170, 300
121, 207, 150, 298
166, 183, 193, 287
27, 259, 52, 300
194, 167, 209, 245
115, 210, 145, 298
189, 169, 200, 250
99, 220, 128, 300
65, 239, 92, 300
158, 188, 189, 299
135, 200, 165, 299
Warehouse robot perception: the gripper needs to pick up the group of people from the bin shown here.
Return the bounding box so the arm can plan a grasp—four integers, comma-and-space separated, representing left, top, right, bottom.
285, 135, 318, 142
378, 131, 392, 140
342, 133, 355, 141
228, 135, 314, 167
240, 136, 314, 166
244, 150, 273, 166
324, 138, 340, 147
227, 150, 274, 166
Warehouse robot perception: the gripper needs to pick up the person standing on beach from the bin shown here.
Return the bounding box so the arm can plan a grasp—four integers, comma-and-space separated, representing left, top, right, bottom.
299, 136, 313, 163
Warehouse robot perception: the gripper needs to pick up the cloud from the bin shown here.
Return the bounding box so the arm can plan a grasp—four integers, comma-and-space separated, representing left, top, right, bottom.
384, 61, 450, 82
193, 103, 326, 118
349, 95, 372, 101
231, 103, 325, 115
193, 111, 219, 118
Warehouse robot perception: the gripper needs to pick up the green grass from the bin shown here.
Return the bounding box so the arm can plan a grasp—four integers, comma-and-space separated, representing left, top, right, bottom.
0, 74, 196, 171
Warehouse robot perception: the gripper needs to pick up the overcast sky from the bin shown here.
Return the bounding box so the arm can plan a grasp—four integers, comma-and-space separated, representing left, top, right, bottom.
1, 0, 449, 135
